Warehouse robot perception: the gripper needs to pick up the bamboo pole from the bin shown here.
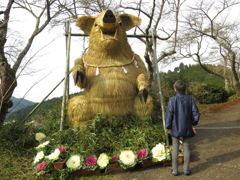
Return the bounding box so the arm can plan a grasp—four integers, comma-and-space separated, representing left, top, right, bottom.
152, 29, 169, 146
21, 69, 72, 124
60, 21, 71, 131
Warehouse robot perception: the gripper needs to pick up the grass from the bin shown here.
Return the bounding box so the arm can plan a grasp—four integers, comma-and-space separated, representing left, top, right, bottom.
0, 151, 36, 180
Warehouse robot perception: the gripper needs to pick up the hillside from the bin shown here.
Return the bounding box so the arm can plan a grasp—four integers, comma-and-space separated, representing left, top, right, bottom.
6, 96, 62, 122
164, 63, 225, 87
161, 63, 232, 103
6, 93, 81, 122
7, 97, 37, 118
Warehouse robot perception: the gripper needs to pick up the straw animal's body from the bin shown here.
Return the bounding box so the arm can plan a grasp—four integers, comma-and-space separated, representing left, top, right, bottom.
68, 10, 153, 126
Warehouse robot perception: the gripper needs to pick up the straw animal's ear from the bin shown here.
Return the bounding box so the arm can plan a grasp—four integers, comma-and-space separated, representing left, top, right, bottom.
119, 14, 141, 31
75, 16, 96, 35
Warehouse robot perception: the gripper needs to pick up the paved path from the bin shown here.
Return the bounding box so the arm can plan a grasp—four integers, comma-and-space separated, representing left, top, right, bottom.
112, 99, 240, 180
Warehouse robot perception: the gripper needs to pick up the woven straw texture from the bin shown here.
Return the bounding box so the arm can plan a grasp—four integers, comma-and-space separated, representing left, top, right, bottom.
68, 11, 153, 126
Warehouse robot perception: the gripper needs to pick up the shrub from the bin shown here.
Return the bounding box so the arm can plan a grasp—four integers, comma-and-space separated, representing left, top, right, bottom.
0, 121, 37, 152
192, 83, 229, 104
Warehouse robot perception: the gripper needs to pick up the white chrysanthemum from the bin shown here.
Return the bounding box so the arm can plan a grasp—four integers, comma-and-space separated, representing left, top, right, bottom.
66, 155, 81, 169
151, 143, 166, 161
36, 140, 50, 149
45, 149, 60, 161
97, 153, 110, 168
35, 133, 46, 142
34, 151, 44, 164
119, 150, 137, 165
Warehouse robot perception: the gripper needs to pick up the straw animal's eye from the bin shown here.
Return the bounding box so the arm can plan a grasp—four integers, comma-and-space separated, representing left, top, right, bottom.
119, 22, 122, 26
94, 23, 98, 27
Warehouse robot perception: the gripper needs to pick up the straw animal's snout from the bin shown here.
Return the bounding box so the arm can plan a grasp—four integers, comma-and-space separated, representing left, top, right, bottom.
103, 10, 116, 23
99, 10, 120, 42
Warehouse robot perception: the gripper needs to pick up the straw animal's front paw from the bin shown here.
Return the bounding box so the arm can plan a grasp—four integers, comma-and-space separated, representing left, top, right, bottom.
138, 88, 148, 103
73, 70, 85, 86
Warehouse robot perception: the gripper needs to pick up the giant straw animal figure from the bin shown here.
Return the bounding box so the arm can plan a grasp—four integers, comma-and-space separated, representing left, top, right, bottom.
68, 10, 153, 127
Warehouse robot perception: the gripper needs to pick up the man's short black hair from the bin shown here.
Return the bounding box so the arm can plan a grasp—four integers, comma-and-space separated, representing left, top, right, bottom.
173, 80, 186, 94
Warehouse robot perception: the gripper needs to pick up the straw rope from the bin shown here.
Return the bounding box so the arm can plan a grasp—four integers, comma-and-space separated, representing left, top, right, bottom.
82, 53, 136, 67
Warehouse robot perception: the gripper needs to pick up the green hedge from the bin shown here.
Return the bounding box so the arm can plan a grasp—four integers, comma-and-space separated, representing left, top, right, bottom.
191, 83, 230, 104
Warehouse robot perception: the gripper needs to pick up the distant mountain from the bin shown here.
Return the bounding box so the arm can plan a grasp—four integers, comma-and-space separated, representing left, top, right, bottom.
7, 97, 37, 118
6, 93, 81, 122
6, 92, 83, 122
6, 96, 62, 121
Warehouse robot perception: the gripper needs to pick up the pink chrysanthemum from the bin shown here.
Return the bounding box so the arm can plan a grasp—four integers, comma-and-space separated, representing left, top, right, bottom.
137, 149, 147, 159
179, 145, 183, 149
112, 154, 118, 161
36, 161, 47, 171
58, 146, 67, 152
85, 156, 97, 166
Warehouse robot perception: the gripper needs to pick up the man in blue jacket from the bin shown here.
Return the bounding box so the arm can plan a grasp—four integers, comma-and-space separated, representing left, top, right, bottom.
165, 80, 200, 176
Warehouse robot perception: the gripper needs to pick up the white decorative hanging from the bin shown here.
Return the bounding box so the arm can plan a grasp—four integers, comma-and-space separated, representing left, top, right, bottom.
134, 59, 139, 68
122, 66, 128, 73
95, 67, 100, 75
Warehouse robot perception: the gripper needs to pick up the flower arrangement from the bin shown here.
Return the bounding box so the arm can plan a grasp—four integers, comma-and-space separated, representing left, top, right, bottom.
118, 150, 137, 169
137, 149, 148, 162
33, 154, 53, 176
34, 161, 51, 176
35, 132, 46, 142
46, 146, 67, 163
33, 151, 45, 164
32, 113, 169, 178
111, 154, 118, 162
32, 134, 51, 176
97, 153, 110, 169
66, 154, 82, 172
151, 143, 166, 162
45, 148, 61, 162
32, 132, 70, 177
83, 155, 98, 171
35, 140, 50, 150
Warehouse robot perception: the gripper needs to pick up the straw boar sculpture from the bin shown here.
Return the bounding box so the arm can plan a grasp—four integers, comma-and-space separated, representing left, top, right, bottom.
68, 10, 153, 127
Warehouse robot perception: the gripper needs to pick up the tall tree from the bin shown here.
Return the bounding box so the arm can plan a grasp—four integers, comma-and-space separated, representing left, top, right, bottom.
0, 0, 16, 126
0, 0, 67, 126
178, 0, 240, 94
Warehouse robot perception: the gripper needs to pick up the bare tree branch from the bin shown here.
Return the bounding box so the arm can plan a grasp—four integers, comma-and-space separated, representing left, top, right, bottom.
180, 0, 240, 93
